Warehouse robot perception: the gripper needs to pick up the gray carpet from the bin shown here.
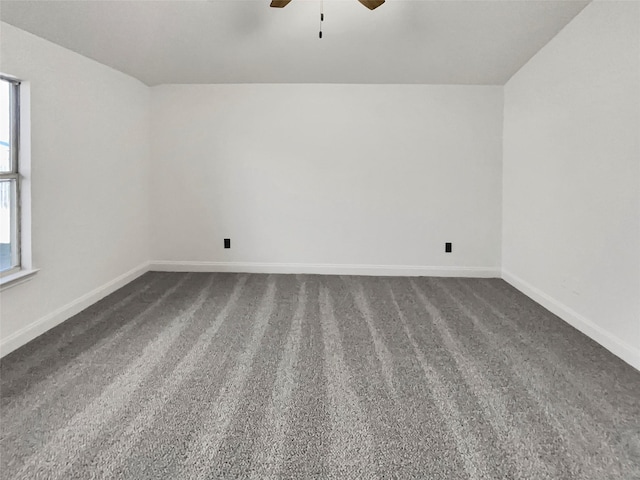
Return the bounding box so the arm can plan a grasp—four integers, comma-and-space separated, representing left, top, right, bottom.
1, 272, 639, 480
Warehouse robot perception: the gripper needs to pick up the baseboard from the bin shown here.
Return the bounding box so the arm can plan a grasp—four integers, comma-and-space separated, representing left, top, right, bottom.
149, 261, 500, 278
502, 269, 640, 372
0, 262, 150, 358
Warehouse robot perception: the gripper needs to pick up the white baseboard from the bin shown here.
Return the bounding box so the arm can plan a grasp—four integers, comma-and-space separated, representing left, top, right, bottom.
502, 269, 640, 372
0, 262, 150, 358
150, 261, 501, 278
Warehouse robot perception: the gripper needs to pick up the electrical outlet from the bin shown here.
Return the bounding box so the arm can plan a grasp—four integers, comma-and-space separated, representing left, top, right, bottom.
224, 239, 230, 249
445, 242, 452, 253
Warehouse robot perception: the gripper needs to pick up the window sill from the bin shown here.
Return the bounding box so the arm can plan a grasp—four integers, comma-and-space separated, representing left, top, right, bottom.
0, 268, 39, 292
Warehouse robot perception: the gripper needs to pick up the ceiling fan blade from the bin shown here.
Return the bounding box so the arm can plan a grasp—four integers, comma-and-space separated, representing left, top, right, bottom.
270, 0, 292, 7
357, 0, 385, 10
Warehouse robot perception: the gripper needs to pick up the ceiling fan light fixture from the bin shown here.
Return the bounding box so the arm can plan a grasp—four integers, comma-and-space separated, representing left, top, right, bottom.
270, 0, 385, 9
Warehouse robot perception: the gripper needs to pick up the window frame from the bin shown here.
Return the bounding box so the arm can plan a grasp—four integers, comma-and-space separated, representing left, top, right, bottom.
0, 75, 21, 277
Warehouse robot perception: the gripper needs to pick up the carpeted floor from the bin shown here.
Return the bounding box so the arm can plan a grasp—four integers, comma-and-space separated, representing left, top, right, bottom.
1, 272, 639, 480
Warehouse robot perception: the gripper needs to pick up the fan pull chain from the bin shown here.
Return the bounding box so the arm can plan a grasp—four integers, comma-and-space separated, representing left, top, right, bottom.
319, 0, 324, 38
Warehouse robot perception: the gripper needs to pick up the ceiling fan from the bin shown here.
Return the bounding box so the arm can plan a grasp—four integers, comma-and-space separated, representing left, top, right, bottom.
270, 0, 385, 10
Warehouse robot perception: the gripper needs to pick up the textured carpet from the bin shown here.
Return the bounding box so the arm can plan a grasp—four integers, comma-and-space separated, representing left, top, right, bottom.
1, 272, 639, 479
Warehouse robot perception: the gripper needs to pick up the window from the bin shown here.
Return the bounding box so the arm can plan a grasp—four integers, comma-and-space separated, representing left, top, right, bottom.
0, 76, 21, 276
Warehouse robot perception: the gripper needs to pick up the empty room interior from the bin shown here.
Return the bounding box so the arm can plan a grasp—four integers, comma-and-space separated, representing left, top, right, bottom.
0, 0, 639, 478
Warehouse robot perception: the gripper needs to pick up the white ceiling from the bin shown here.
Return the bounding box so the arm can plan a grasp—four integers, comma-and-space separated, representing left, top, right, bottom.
0, 0, 590, 86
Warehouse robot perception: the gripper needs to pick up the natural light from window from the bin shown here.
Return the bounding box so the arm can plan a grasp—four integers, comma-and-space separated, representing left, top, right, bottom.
0, 78, 19, 274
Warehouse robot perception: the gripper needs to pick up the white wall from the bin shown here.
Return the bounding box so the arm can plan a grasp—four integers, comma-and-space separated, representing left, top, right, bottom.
0, 23, 150, 353
502, 1, 640, 369
150, 84, 503, 275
